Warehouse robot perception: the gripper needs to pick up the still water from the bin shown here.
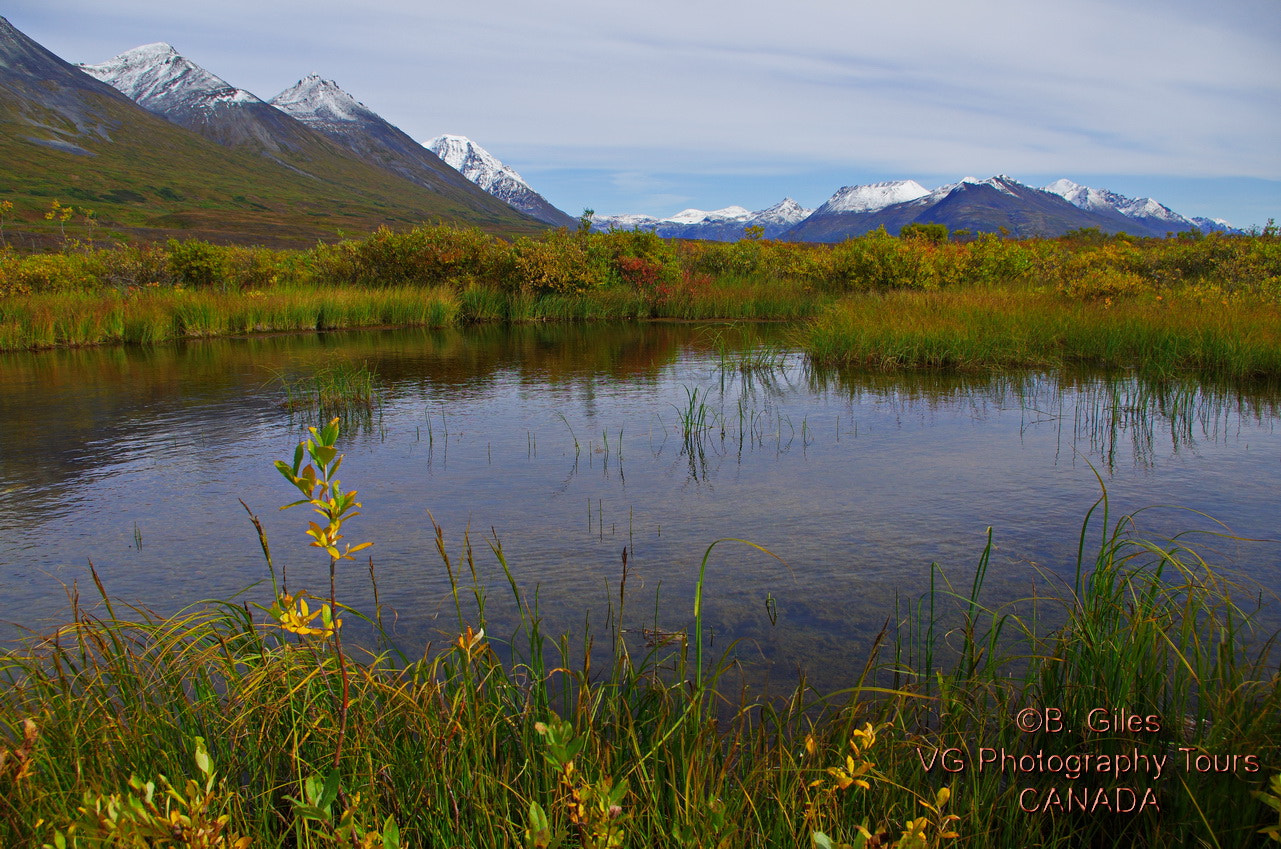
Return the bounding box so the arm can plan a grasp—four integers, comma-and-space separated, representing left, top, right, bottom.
1, 323, 1278, 690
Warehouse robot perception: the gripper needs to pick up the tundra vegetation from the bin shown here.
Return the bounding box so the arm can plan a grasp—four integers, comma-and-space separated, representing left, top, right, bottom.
0, 220, 1278, 381
1, 221, 1279, 846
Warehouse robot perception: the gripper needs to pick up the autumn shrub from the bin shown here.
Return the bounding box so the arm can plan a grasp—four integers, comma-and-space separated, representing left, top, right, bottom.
95, 244, 175, 290
0, 250, 92, 294
511, 229, 607, 295
827, 228, 942, 291
960, 232, 1039, 286
167, 238, 227, 289
313, 225, 512, 289
220, 245, 290, 291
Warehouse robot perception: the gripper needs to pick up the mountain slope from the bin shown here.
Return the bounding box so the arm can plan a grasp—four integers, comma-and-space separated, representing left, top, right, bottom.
1042, 179, 1212, 236
270, 75, 525, 218
80, 43, 344, 158
0, 17, 541, 246
426, 134, 575, 227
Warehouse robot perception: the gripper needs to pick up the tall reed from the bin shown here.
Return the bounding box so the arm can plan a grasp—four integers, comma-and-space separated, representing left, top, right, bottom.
0, 429, 1276, 848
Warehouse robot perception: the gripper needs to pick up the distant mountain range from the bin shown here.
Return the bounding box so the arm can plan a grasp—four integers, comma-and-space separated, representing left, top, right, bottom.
0, 16, 1244, 246
593, 198, 813, 240
595, 176, 1239, 242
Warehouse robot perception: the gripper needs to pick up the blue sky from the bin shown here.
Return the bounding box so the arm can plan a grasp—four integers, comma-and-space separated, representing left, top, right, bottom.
9, 1, 1280, 227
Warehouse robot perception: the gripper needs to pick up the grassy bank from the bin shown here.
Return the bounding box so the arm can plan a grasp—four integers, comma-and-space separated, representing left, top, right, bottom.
804, 289, 1281, 381
1, 223, 1280, 380
1, 423, 1277, 848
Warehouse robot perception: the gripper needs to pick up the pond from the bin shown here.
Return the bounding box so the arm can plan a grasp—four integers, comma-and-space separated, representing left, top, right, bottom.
1, 323, 1278, 692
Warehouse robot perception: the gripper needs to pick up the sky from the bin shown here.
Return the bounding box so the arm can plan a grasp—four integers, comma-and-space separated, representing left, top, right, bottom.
8, 1, 1281, 228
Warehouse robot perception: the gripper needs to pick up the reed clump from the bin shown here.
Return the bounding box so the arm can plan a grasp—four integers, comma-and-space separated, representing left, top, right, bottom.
281, 361, 380, 418
0, 422, 1276, 847
805, 288, 1281, 381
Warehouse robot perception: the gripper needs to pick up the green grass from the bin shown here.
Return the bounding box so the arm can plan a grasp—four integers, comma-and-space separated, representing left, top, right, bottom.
1, 426, 1277, 848
804, 289, 1281, 382
0, 285, 461, 350
281, 360, 381, 419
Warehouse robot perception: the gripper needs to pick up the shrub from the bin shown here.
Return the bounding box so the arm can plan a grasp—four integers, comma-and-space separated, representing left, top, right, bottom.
96, 244, 175, 290
511, 230, 607, 295
0, 251, 90, 295
899, 222, 949, 244
328, 225, 512, 289
167, 239, 227, 289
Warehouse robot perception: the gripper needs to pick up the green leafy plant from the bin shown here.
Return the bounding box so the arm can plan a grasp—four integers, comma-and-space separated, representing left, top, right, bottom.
46, 737, 249, 849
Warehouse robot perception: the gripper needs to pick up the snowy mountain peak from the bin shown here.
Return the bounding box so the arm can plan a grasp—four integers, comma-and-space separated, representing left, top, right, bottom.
663, 205, 752, 225
426, 134, 530, 193
424, 135, 575, 227
931, 175, 1023, 199
594, 198, 814, 240
821, 180, 930, 214
757, 197, 813, 225
271, 75, 373, 125
80, 43, 262, 111
1043, 179, 1192, 227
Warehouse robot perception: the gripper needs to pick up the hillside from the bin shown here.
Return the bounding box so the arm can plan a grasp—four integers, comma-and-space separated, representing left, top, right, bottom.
0, 17, 543, 249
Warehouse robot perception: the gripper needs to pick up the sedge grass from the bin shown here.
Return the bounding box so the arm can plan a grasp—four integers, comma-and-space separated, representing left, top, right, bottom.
1, 426, 1277, 847
805, 289, 1281, 381
280, 360, 381, 418
0, 285, 460, 351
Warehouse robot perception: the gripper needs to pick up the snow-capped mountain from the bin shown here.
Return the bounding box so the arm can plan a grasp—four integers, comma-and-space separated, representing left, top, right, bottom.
64, 37, 540, 232
665, 205, 753, 225
426, 134, 574, 227
272, 74, 379, 131
785, 175, 1120, 241
1042, 179, 1204, 235
819, 180, 931, 214
79, 43, 324, 154
1190, 217, 1238, 234
594, 198, 813, 240
80, 42, 259, 114
270, 76, 518, 215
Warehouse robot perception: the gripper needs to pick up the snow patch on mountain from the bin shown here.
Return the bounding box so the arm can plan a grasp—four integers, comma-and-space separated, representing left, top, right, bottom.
1044, 179, 1192, 228
80, 43, 262, 113
820, 180, 929, 214
594, 198, 813, 240
755, 198, 813, 227
593, 213, 661, 230
426, 134, 531, 196
663, 206, 752, 225
425, 134, 574, 226
271, 74, 374, 126
924, 176, 1023, 202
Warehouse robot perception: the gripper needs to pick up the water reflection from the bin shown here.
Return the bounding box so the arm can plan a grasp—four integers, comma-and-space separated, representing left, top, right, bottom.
1, 324, 1277, 693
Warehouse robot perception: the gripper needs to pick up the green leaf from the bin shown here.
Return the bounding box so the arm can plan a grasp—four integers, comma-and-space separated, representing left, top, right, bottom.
320, 418, 340, 445
382, 815, 401, 849
320, 768, 341, 809
193, 736, 211, 777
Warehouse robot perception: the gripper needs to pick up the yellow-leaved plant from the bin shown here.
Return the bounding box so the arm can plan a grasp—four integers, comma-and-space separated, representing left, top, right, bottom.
808, 723, 959, 849
45, 737, 248, 849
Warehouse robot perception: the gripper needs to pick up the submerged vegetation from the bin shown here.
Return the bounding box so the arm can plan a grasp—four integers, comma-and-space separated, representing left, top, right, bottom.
0, 421, 1277, 847
1, 222, 1279, 381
